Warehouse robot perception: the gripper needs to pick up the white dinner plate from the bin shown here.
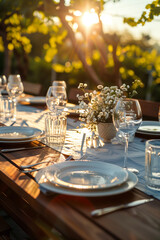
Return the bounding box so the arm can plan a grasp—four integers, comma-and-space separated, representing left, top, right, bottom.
35, 166, 138, 197
0, 126, 43, 141
137, 121, 160, 135
45, 161, 128, 190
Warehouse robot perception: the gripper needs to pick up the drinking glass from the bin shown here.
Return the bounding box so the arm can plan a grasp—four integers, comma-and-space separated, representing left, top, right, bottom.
0, 75, 7, 95
6, 74, 24, 121
0, 95, 14, 122
45, 112, 67, 152
112, 98, 142, 173
145, 139, 160, 190
46, 86, 67, 112
52, 80, 66, 89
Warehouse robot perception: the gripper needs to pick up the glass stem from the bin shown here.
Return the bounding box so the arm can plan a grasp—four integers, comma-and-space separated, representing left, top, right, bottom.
124, 135, 129, 169
13, 97, 17, 121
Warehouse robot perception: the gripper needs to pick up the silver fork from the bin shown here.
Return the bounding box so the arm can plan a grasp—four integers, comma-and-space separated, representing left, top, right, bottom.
21, 155, 73, 173
1, 145, 45, 153
21, 154, 87, 173
22, 168, 43, 173
21, 160, 52, 169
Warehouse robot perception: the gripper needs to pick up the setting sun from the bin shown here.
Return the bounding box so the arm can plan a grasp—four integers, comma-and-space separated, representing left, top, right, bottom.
81, 9, 99, 28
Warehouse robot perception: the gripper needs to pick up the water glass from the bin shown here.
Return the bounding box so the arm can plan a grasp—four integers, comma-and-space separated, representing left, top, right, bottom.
45, 112, 67, 151
145, 139, 160, 190
0, 95, 14, 122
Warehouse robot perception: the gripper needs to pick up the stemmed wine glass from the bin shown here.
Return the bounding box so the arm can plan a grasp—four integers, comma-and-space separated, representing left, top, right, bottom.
46, 86, 67, 112
6, 74, 24, 121
112, 98, 142, 173
0, 75, 7, 96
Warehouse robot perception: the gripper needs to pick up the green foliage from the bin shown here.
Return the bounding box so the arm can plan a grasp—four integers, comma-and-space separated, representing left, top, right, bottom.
124, 0, 160, 26
0, 0, 160, 100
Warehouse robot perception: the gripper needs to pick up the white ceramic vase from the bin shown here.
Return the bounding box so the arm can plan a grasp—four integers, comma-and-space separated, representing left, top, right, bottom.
97, 122, 116, 142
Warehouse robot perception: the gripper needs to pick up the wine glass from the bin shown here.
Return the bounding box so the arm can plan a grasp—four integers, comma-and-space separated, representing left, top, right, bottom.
46, 86, 67, 112
112, 98, 142, 173
0, 75, 7, 95
6, 74, 24, 121
52, 80, 66, 89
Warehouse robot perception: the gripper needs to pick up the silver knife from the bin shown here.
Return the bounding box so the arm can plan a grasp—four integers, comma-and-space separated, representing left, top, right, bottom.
91, 198, 154, 217
1, 145, 45, 153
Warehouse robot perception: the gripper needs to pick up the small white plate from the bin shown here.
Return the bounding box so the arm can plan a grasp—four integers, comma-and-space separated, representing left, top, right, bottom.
45, 161, 128, 190
137, 121, 160, 135
0, 126, 43, 141
35, 166, 137, 197
19, 97, 46, 105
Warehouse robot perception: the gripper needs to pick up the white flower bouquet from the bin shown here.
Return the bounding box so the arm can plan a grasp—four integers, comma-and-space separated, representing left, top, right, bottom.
77, 82, 138, 130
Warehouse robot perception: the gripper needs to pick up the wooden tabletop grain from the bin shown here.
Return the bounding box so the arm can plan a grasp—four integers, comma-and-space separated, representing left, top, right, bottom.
0, 99, 160, 240
0, 139, 160, 240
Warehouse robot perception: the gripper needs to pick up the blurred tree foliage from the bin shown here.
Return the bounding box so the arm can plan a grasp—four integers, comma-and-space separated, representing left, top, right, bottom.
124, 0, 160, 26
0, 0, 160, 99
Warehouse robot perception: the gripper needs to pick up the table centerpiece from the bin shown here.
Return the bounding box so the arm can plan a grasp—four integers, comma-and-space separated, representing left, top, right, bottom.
77, 81, 140, 142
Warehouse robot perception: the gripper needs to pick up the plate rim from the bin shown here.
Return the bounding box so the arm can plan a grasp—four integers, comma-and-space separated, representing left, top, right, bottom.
137, 121, 160, 135
45, 161, 128, 190
36, 168, 138, 197
0, 126, 43, 141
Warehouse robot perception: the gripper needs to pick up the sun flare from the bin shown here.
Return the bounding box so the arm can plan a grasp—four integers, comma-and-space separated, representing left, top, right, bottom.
81, 9, 99, 28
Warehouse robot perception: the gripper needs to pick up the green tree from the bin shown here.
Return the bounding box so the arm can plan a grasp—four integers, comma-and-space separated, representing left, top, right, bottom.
0, 0, 159, 94
124, 0, 160, 26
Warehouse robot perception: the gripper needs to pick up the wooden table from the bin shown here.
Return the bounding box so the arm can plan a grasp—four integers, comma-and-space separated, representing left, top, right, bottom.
0, 122, 160, 239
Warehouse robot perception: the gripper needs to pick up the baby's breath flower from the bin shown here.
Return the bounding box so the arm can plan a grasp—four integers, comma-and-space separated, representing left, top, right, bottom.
77, 82, 137, 126
78, 95, 84, 101
78, 83, 83, 88
97, 85, 103, 90
81, 118, 85, 121
84, 92, 89, 97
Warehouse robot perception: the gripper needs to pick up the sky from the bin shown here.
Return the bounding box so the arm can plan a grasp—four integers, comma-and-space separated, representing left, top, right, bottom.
102, 0, 160, 44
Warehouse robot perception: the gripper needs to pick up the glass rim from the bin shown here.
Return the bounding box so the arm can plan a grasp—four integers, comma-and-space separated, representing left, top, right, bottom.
48, 85, 65, 89
44, 111, 66, 117
146, 139, 160, 148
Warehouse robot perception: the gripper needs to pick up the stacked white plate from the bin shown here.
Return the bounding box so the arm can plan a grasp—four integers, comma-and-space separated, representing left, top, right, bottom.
35, 161, 138, 197
0, 126, 43, 143
137, 121, 160, 136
